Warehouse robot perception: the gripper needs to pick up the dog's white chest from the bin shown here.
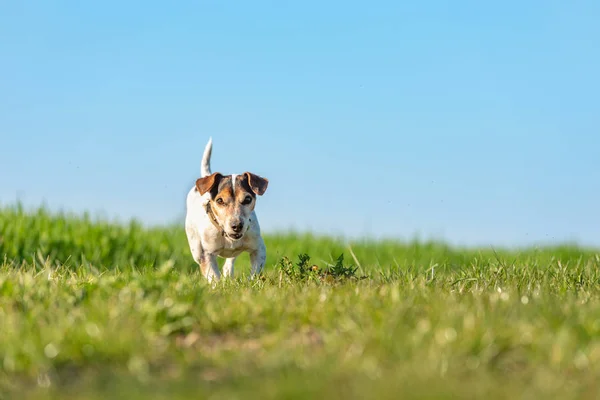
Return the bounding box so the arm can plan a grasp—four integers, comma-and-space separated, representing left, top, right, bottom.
215, 239, 248, 258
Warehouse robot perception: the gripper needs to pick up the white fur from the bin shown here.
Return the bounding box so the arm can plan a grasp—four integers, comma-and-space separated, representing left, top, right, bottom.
231, 173, 238, 192
185, 138, 267, 284
201, 137, 212, 177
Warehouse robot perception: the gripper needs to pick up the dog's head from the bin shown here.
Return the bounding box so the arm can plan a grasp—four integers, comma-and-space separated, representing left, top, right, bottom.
195, 172, 268, 240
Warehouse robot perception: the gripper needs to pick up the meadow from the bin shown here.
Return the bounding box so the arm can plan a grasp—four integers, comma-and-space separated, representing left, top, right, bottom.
1, 204, 600, 399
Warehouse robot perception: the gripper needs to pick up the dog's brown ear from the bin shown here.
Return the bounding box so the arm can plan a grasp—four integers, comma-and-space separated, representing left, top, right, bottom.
196, 173, 223, 195
244, 172, 269, 196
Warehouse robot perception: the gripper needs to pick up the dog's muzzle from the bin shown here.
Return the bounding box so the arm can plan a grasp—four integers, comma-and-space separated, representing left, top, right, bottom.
225, 232, 244, 240
205, 201, 245, 240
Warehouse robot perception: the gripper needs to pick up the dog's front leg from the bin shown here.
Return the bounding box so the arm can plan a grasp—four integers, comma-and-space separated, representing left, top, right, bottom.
200, 252, 221, 284
223, 257, 236, 278
249, 239, 267, 278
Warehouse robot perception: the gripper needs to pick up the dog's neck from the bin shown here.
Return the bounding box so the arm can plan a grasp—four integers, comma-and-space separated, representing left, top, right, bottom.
205, 201, 224, 236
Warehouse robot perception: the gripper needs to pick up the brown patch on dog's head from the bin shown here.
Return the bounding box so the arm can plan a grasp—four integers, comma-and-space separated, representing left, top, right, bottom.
213, 175, 235, 204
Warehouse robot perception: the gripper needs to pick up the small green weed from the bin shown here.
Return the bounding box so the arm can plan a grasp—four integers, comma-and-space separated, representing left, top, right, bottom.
277, 253, 362, 283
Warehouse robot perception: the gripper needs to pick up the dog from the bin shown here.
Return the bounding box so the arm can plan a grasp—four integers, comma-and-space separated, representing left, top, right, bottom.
185, 137, 269, 283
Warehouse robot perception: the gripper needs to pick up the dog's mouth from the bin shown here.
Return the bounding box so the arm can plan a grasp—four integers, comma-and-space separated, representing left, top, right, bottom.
225, 232, 244, 240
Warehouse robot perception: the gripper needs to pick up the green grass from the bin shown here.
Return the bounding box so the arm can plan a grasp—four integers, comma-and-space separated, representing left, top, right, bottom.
1, 204, 600, 399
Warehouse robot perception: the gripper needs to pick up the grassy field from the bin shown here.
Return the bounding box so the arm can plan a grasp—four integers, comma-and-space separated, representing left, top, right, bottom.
1, 204, 600, 399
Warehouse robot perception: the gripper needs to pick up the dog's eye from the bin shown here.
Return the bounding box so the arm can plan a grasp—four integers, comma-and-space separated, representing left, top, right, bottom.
242, 196, 252, 205
216, 198, 224, 205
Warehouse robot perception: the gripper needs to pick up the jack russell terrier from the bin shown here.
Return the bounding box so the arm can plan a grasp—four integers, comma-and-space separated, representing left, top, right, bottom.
185, 138, 269, 283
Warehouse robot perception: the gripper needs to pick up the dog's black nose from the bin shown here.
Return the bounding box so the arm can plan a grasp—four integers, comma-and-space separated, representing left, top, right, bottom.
231, 222, 244, 233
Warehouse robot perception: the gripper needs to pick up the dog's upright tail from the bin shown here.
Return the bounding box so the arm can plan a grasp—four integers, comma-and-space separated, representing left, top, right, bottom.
201, 137, 213, 177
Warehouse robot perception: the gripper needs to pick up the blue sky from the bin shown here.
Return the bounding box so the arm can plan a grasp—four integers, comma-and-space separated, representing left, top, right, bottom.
1, 1, 598, 247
